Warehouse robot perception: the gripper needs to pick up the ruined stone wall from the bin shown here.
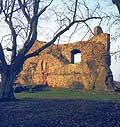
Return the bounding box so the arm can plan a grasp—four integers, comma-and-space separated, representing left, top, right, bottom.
17, 26, 114, 90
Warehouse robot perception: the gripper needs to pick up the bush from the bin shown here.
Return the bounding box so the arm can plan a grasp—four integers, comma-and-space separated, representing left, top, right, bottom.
70, 81, 84, 90
32, 84, 49, 92
14, 86, 24, 93
14, 84, 50, 93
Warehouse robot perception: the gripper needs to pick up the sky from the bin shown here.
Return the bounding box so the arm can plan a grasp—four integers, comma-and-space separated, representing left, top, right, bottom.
0, 0, 120, 81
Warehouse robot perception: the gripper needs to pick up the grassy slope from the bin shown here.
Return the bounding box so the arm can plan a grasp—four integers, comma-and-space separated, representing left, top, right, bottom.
15, 88, 120, 102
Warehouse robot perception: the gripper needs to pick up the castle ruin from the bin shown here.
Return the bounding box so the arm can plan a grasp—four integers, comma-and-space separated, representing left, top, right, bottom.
17, 26, 114, 90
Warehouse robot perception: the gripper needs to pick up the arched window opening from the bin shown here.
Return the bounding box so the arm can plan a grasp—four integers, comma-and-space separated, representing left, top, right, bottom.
71, 49, 81, 64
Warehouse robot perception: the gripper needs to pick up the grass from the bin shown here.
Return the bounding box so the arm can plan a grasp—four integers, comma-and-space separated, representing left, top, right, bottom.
1, 88, 120, 127
0, 98, 120, 127
15, 88, 120, 102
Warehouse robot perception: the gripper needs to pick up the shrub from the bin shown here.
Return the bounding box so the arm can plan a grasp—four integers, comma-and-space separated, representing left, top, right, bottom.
32, 84, 50, 92
14, 84, 50, 93
14, 86, 24, 93
70, 81, 84, 90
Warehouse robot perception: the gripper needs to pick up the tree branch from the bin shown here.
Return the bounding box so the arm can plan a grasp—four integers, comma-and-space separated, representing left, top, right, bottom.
18, 0, 31, 22
0, 43, 7, 65
0, 0, 3, 14
73, 0, 78, 21
25, 16, 102, 60
38, 0, 53, 17
5, 18, 17, 62
16, 0, 54, 60
112, 0, 120, 14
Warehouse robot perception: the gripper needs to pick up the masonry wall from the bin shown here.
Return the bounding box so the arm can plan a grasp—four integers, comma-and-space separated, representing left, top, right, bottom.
17, 27, 114, 90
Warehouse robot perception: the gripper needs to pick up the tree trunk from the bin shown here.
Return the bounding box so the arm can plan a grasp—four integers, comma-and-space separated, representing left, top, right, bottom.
1, 68, 16, 101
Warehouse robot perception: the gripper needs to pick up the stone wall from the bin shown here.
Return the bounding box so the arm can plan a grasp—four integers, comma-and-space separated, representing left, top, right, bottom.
17, 26, 114, 90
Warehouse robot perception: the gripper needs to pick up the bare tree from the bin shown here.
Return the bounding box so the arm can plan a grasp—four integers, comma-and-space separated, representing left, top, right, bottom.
0, 0, 102, 100
112, 0, 120, 14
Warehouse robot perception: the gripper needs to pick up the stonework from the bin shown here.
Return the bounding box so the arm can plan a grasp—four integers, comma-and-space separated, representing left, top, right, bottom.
17, 26, 114, 90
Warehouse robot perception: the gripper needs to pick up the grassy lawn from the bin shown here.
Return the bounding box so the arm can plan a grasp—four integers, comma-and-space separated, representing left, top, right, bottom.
15, 88, 120, 102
